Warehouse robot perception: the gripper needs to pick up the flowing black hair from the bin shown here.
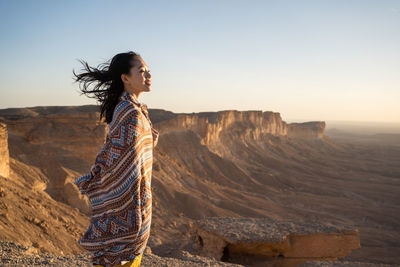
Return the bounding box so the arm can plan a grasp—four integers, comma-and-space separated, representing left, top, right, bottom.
72, 51, 141, 124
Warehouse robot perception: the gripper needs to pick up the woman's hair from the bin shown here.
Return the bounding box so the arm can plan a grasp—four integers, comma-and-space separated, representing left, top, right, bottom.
72, 51, 141, 124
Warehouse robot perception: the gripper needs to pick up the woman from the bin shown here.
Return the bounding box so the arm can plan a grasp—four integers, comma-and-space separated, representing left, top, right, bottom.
72, 51, 159, 267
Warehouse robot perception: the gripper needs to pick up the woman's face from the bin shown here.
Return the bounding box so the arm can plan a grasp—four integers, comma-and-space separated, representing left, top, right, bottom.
122, 57, 152, 94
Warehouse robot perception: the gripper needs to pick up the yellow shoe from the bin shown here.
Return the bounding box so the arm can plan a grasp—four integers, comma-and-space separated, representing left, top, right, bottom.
117, 254, 142, 267
93, 254, 143, 267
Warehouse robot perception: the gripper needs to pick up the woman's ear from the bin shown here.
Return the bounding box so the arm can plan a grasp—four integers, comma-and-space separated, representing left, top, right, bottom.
121, 73, 129, 84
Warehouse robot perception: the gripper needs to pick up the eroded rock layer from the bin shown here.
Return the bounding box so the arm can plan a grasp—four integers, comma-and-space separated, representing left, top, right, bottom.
195, 217, 360, 266
0, 122, 10, 177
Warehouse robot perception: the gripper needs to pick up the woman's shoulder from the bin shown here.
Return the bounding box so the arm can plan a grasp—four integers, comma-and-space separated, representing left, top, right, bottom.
109, 100, 143, 131
115, 99, 141, 115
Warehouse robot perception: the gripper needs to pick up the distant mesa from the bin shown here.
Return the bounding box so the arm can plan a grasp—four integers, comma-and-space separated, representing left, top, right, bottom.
287, 121, 326, 139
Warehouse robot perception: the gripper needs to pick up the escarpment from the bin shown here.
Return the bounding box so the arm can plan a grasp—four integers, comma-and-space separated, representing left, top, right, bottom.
0, 107, 106, 215
155, 110, 326, 142
155, 110, 287, 138
2, 111, 106, 160
287, 121, 326, 139
0, 107, 327, 215
0, 122, 10, 177
154, 110, 325, 157
4, 105, 398, 265
152, 110, 325, 160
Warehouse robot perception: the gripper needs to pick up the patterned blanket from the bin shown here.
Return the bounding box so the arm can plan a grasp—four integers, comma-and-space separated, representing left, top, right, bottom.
74, 90, 159, 266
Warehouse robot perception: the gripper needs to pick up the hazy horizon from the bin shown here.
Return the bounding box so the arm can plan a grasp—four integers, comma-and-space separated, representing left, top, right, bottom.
1, 0, 399, 123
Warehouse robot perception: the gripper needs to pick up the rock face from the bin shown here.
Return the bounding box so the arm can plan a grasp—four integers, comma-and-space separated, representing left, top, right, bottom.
154, 110, 325, 159
156, 110, 326, 143
0, 107, 106, 216
2, 112, 106, 160
0, 122, 10, 177
0, 107, 326, 215
195, 217, 360, 266
0, 106, 347, 264
287, 121, 326, 139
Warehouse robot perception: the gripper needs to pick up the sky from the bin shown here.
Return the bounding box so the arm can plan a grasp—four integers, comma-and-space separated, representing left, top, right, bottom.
0, 0, 399, 123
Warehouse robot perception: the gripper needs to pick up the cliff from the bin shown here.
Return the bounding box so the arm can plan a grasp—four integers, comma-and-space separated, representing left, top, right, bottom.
287, 121, 326, 139
154, 110, 325, 159
0, 107, 328, 218
1, 105, 398, 265
0, 122, 10, 177
155, 110, 325, 142
0, 108, 107, 217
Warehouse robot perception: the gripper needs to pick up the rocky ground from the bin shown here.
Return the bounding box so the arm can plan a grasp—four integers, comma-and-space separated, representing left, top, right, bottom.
1, 240, 397, 267
0, 240, 244, 267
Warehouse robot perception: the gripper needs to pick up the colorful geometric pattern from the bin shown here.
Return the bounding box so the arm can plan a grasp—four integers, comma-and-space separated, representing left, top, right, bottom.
74, 90, 159, 266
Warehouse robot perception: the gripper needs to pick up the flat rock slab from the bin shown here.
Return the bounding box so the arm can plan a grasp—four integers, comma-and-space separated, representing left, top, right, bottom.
195, 217, 360, 266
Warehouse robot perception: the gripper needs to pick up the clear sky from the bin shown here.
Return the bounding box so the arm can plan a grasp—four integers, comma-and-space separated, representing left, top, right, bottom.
0, 0, 399, 123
